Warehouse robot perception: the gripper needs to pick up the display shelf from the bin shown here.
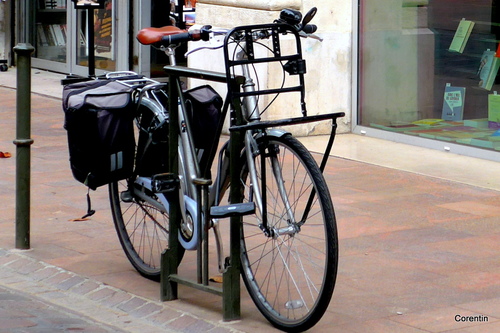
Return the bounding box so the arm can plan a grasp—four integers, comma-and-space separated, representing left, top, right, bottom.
36, 3, 67, 63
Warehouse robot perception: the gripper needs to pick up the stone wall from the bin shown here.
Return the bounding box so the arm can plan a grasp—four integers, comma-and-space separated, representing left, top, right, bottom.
188, 0, 352, 135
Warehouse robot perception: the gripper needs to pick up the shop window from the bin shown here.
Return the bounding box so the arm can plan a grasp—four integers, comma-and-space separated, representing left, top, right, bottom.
359, 0, 500, 152
35, 1, 67, 63
76, 0, 115, 71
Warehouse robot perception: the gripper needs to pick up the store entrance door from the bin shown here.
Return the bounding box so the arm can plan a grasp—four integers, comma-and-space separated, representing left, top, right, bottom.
72, 0, 117, 74
70, 0, 117, 76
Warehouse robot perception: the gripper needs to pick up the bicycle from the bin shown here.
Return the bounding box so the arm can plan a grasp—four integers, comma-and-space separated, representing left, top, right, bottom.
107, 8, 344, 332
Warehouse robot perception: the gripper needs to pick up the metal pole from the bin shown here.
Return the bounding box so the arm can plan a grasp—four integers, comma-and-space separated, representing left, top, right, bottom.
17, 0, 34, 45
160, 73, 181, 301
87, 8, 96, 77
13, 43, 35, 250
222, 80, 244, 321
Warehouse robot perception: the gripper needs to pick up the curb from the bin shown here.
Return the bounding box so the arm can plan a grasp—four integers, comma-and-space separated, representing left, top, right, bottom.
0, 248, 242, 333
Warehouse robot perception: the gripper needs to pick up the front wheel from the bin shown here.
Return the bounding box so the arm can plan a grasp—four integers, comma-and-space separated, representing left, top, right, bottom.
240, 134, 338, 332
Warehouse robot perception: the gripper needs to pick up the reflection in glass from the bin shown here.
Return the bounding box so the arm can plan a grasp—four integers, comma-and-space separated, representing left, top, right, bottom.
35, 1, 68, 63
359, 0, 500, 152
76, 0, 115, 71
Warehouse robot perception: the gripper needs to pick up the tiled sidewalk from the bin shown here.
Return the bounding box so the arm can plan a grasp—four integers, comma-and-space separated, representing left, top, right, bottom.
0, 255, 128, 333
1, 84, 500, 332
0, 249, 228, 333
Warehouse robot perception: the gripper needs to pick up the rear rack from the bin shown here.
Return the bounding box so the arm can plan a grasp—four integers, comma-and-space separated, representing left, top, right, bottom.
61, 71, 162, 91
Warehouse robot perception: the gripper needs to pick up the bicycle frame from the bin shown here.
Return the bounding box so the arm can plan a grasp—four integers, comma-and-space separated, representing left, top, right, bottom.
137, 22, 336, 269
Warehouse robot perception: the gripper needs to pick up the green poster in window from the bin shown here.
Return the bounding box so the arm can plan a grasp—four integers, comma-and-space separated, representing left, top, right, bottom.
488, 93, 500, 128
449, 19, 475, 53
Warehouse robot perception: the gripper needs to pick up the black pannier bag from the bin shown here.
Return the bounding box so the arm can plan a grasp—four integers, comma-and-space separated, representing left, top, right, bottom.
62, 79, 136, 190
134, 100, 170, 178
184, 85, 223, 175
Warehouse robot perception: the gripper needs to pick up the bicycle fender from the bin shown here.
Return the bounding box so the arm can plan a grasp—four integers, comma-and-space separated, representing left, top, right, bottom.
265, 128, 290, 137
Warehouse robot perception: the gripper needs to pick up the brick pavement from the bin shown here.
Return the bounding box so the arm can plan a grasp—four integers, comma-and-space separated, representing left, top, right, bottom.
1, 80, 500, 332
0, 282, 125, 333
0, 249, 231, 333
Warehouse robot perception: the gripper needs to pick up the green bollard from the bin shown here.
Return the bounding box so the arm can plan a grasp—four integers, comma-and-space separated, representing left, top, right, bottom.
13, 43, 35, 250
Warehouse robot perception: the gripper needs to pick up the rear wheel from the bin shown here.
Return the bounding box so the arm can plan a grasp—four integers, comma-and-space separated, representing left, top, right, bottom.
109, 93, 182, 281
109, 180, 182, 281
240, 134, 338, 332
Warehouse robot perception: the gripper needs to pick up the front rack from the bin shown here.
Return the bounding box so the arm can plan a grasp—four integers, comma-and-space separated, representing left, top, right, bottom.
223, 23, 309, 116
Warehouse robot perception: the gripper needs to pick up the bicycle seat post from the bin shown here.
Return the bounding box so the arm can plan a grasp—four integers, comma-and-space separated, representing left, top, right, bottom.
164, 46, 177, 66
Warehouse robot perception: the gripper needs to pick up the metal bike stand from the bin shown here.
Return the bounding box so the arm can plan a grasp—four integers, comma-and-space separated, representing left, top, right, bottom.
159, 66, 246, 321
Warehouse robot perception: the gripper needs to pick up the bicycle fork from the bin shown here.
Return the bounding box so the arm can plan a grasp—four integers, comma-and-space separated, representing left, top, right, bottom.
251, 133, 299, 238
238, 52, 299, 237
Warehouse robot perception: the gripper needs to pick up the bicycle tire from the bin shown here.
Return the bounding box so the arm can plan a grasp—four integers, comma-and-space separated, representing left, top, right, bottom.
109, 180, 182, 281
239, 134, 338, 332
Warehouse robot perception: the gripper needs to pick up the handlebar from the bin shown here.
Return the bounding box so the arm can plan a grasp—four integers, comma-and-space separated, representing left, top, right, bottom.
164, 26, 212, 44
162, 31, 193, 45
136, 26, 210, 46
275, 7, 318, 34
302, 24, 317, 34
137, 8, 320, 48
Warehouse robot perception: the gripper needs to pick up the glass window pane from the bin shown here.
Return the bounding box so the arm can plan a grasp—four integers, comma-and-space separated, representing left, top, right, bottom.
76, 0, 116, 71
35, 1, 67, 63
359, 0, 500, 151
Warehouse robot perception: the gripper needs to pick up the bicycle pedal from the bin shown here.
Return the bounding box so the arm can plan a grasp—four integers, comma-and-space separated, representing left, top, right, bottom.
210, 202, 255, 218
151, 173, 179, 193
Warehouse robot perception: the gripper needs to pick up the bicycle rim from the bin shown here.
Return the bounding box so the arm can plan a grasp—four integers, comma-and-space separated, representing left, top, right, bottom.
240, 134, 338, 332
109, 180, 174, 281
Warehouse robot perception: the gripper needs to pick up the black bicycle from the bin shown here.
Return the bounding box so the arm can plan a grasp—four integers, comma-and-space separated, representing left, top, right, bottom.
108, 8, 343, 331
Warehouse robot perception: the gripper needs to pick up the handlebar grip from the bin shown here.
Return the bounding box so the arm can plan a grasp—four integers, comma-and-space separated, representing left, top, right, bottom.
302, 24, 317, 34
161, 32, 193, 45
